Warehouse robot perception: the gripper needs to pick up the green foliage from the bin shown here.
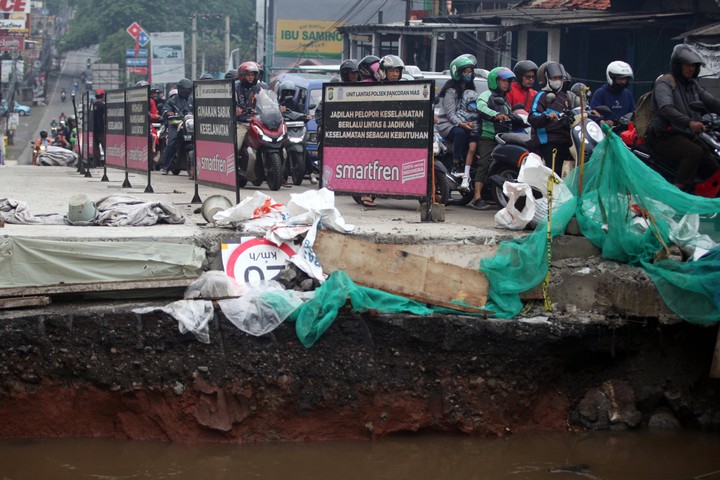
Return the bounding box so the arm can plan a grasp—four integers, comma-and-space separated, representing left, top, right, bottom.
61, 0, 256, 70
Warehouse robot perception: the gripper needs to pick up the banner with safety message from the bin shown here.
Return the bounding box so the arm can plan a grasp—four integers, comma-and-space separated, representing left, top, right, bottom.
193, 80, 236, 191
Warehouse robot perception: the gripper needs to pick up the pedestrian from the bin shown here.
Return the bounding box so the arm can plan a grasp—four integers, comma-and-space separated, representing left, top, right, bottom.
92, 89, 106, 168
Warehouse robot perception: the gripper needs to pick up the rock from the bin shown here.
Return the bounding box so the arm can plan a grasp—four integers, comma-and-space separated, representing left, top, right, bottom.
574, 380, 641, 431
648, 409, 681, 430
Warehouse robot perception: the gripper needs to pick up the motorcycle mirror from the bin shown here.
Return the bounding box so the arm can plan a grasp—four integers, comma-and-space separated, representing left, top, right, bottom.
596, 105, 613, 114
309, 103, 317, 110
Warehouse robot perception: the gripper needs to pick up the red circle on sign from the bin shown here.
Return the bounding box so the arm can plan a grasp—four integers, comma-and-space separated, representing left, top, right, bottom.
225, 238, 296, 281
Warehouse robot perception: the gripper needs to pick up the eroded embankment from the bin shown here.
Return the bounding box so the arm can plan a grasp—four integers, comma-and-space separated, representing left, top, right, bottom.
0, 305, 719, 443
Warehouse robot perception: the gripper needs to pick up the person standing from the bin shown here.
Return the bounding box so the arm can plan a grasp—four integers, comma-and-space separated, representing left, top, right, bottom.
92, 89, 106, 168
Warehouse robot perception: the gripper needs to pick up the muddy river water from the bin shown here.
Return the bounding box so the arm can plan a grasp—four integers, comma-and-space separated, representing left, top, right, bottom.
1, 430, 719, 479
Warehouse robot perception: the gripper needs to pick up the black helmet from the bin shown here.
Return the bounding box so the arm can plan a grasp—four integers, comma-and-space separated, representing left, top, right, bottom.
177, 78, 193, 98
339, 59, 358, 82
513, 60, 538, 79
671, 43, 705, 78
151, 84, 162, 93
537, 61, 566, 89
378, 55, 405, 81
278, 80, 296, 98
224, 69, 238, 80
358, 55, 381, 82
40, 130, 48, 139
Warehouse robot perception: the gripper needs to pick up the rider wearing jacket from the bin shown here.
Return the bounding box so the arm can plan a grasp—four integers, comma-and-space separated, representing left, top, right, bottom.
529, 61, 574, 176
235, 61, 263, 159
507, 60, 538, 112
161, 78, 193, 174
647, 44, 720, 189
590, 61, 636, 125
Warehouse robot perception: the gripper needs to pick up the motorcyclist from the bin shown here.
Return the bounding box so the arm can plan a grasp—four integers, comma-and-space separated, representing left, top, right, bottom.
646, 44, 720, 191
234, 61, 263, 161
151, 85, 166, 114
277, 80, 305, 116
437, 54, 478, 180
378, 55, 404, 82
32, 131, 50, 165
529, 61, 574, 177
467, 66, 515, 210
61, 88, 67, 102
357, 55, 381, 82
160, 78, 194, 174
137, 81, 162, 158
63, 116, 78, 152
339, 59, 359, 82
590, 61, 636, 126
507, 60, 538, 112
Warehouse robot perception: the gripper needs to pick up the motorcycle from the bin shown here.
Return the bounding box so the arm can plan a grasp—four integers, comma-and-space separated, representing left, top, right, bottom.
436, 112, 530, 206
282, 109, 309, 185
61, 91, 66, 103
170, 113, 195, 179
622, 101, 720, 198
32, 141, 48, 165
237, 90, 287, 191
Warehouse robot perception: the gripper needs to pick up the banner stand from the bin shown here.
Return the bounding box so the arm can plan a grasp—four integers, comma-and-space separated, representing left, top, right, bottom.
191, 181, 202, 204
122, 172, 132, 188
101, 164, 109, 182
144, 162, 154, 194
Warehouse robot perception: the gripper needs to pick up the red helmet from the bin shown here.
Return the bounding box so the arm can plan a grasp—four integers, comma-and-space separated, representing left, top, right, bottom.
95, 89, 105, 96
238, 61, 260, 85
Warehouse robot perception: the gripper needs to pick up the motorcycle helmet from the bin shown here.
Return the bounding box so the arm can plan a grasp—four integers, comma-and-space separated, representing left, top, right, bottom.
378, 55, 405, 81
606, 61, 633, 85
135, 80, 149, 87
487, 66, 515, 93
177, 78, 193, 98
238, 61, 261, 85
671, 43, 704, 78
169, 88, 178, 97
339, 59, 359, 82
449, 54, 476, 82
278, 80, 296, 99
68, 115, 77, 125
570, 82, 591, 100
199, 72, 214, 80
537, 61, 566, 90
224, 69, 238, 80
40, 131, 48, 139
512, 60, 538, 81
95, 89, 105, 97
358, 55, 381, 81
151, 84, 162, 93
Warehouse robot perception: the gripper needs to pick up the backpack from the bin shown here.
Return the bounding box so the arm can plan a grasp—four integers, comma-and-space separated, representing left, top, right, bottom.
634, 73, 676, 140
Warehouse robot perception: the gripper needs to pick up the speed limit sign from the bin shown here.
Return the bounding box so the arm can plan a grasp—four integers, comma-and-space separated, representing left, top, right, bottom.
222, 238, 298, 286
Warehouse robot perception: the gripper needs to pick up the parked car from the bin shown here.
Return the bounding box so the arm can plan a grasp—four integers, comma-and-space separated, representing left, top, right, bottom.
2, 100, 31, 116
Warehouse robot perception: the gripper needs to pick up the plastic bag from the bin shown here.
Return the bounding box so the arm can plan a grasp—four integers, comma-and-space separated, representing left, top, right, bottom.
495, 182, 535, 230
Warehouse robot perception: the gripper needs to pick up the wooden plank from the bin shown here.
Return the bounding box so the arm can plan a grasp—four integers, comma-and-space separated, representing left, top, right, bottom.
314, 231, 491, 314
0, 277, 198, 299
0, 296, 51, 310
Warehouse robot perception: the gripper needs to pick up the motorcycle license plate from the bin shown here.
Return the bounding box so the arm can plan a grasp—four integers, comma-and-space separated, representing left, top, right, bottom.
183, 135, 192, 142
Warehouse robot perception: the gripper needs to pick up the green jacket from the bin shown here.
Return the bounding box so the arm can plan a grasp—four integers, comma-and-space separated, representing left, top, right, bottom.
477, 90, 511, 141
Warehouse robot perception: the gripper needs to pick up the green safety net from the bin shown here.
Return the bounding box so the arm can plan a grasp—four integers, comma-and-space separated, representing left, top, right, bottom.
481, 124, 720, 323
288, 270, 436, 348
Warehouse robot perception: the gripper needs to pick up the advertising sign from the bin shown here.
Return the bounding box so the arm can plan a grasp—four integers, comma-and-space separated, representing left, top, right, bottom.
104, 90, 125, 169
124, 86, 149, 174
126, 57, 148, 67
0, 0, 31, 13
194, 80, 236, 190
0, 36, 23, 50
275, 19, 345, 59
126, 48, 147, 57
320, 81, 434, 199
150, 31, 185, 84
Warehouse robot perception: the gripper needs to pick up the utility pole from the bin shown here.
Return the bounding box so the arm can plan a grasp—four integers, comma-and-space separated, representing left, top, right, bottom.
225, 15, 230, 74
191, 14, 197, 80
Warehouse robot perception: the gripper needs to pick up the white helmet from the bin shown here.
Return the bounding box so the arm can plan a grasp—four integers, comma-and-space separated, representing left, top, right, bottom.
606, 61, 634, 86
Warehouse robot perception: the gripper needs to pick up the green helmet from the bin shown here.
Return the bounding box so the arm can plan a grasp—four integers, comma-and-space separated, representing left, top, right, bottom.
449, 54, 477, 81
487, 67, 515, 92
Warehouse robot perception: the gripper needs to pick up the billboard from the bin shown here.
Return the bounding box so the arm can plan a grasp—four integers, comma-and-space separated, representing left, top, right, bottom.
275, 19, 345, 59
320, 81, 434, 199
194, 80, 236, 190
150, 31, 185, 84
0, 0, 31, 13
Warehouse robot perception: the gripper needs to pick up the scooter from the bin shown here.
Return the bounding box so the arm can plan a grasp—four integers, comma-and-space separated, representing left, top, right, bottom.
61, 91, 66, 103
282, 109, 308, 185
238, 90, 287, 191
170, 113, 195, 179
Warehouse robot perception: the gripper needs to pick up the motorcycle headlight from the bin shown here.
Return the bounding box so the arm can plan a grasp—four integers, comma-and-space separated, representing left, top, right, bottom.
184, 117, 194, 134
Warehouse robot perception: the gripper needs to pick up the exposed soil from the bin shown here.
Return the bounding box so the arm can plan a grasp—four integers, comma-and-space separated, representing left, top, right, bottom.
1, 301, 719, 444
